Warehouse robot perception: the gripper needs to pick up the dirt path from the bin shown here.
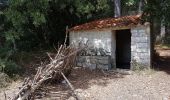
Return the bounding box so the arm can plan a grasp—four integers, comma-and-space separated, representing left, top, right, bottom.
0, 68, 170, 100
37, 68, 170, 100
72, 71, 170, 100
1, 48, 170, 100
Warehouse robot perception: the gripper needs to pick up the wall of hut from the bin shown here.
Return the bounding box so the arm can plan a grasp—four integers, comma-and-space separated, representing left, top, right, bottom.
131, 24, 151, 69
70, 30, 115, 70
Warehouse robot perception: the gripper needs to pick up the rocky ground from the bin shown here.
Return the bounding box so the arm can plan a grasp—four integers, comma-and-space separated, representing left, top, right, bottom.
0, 48, 170, 100
43, 68, 170, 100
1, 68, 170, 100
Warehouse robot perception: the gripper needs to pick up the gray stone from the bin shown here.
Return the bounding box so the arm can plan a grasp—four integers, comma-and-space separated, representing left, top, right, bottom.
138, 29, 146, 33
132, 31, 146, 37
77, 56, 85, 63
132, 37, 148, 43
77, 62, 82, 67
76, 56, 112, 70
86, 48, 97, 56
96, 56, 110, 60
137, 53, 150, 58
98, 48, 107, 56
89, 58, 97, 64
83, 63, 96, 70
137, 43, 148, 47
131, 30, 138, 33
136, 48, 148, 53
131, 45, 136, 52
97, 59, 109, 65
131, 32, 138, 37
97, 64, 111, 70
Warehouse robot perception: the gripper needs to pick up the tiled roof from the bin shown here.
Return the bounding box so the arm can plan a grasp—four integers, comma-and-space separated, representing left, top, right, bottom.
69, 15, 141, 31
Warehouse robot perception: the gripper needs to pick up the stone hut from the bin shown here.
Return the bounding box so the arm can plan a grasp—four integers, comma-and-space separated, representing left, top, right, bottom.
69, 15, 151, 70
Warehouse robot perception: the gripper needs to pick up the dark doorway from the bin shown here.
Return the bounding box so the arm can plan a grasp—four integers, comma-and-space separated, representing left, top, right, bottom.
116, 29, 131, 69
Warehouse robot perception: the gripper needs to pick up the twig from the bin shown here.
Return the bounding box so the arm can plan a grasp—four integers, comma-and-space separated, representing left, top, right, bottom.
3, 91, 7, 100
61, 72, 80, 100
46, 52, 53, 61
64, 26, 69, 45
11, 43, 86, 100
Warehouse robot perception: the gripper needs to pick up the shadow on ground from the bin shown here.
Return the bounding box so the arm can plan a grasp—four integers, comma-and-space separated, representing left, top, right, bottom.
152, 48, 170, 75
36, 68, 125, 99
153, 56, 170, 74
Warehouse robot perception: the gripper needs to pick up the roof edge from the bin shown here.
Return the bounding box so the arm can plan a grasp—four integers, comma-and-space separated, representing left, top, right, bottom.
69, 14, 142, 32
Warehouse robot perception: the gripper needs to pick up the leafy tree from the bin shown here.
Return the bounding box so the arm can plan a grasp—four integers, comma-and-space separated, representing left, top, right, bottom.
0, 0, 113, 75
2, 0, 113, 50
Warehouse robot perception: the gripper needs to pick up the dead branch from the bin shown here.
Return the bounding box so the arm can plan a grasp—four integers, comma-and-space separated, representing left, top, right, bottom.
61, 72, 80, 100
3, 91, 7, 100
11, 44, 86, 100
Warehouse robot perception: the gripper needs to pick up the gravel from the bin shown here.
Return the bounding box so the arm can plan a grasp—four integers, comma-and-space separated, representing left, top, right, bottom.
66, 69, 170, 100
1, 69, 170, 100
75, 71, 170, 100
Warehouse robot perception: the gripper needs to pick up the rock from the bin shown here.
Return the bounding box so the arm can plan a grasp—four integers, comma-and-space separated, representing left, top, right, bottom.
83, 63, 96, 70
97, 64, 111, 70
98, 48, 106, 56
77, 62, 82, 67
97, 59, 109, 65
76, 56, 112, 70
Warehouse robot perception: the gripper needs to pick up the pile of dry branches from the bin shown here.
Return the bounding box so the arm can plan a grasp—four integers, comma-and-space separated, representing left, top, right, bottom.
11, 44, 84, 100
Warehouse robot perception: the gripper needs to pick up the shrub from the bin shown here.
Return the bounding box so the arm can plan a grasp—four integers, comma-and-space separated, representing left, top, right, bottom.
0, 59, 22, 77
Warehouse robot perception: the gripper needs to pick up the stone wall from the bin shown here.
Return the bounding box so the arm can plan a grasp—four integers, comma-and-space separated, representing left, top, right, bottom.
70, 25, 151, 70
69, 30, 112, 55
70, 30, 116, 70
131, 24, 151, 69
76, 56, 112, 70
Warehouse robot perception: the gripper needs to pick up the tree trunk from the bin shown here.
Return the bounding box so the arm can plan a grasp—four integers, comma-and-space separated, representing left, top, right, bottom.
138, 0, 143, 14
165, 25, 170, 44
114, 0, 121, 17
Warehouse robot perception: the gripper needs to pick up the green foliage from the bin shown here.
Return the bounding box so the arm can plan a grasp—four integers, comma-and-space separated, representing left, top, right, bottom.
1, 0, 170, 78
0, 58, 22, 77
143, 0, 170, 25
1, 0, 113, 50
0, 0, 113, 77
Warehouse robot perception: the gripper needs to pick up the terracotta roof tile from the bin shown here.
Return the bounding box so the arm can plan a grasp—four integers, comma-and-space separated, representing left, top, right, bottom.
69, 15, 141, 31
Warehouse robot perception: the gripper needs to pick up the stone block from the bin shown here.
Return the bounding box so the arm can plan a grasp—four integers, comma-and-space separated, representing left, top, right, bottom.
136, 48, 148, 53
132, 32, 146, 37
137, 53, 150, 58
131, 53, 136, 59
77, 62, 82, 67
138, 29, 145, 33
131, 32, 138, 37
96, 56, 110, 60
77, 56, 86, 63
131, 45, 136, 52
97, 64, 111, 70
97, 60, 108, 65
132, 37, 148, 43
89, 58, 97, 64
137, 43, 148, 48
131, 30, 138, 34
76, 56, 112, 70
82, 63, 96, 70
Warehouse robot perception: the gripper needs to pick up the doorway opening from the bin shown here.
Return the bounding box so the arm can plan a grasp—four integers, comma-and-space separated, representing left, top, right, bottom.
116, 29, 131, 69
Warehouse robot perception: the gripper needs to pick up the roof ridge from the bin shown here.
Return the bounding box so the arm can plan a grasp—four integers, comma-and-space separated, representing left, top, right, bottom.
69, 14, 141, 31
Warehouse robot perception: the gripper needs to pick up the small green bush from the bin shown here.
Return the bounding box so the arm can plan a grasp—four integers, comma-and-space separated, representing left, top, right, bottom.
0, 59, 22, 77
131, 60, 146, 71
